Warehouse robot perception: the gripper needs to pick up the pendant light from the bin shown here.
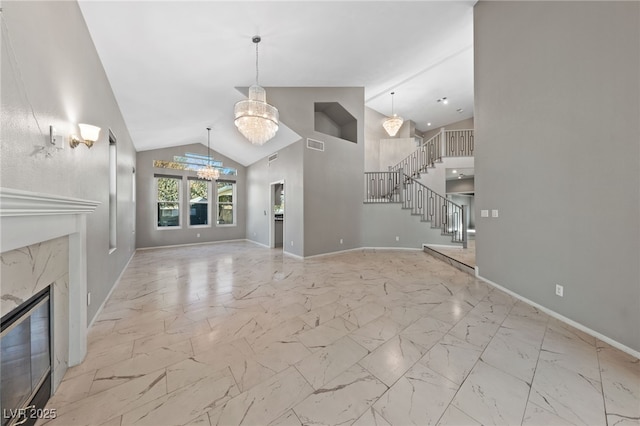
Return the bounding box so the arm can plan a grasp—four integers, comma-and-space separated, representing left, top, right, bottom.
234, 36, 279, 145
197, 127, 220, 181
383, 91, 404, 137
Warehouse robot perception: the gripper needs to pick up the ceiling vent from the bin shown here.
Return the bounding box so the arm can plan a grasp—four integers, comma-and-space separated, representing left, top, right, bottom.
268, 152, 278, 163
306, 138, 325, 152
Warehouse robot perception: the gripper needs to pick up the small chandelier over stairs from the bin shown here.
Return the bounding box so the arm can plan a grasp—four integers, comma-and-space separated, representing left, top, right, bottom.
383, 91, 404, 137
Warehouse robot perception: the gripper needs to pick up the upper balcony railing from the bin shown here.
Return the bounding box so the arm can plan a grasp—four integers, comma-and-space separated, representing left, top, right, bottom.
390, 128, 474, 179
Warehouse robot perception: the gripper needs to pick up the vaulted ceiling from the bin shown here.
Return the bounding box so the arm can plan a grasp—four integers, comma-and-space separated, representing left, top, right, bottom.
79, 1, 475, 166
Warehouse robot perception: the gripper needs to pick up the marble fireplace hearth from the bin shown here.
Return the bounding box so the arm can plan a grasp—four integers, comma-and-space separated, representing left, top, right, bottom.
0, 187, 98, 392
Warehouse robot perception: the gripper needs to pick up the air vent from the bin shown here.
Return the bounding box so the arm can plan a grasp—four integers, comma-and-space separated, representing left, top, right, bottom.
306, 138, 325, 152
268, 153, 278, 163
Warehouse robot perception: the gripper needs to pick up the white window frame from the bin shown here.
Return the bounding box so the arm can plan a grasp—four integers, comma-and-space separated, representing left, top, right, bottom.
216, 180, 236, 227
187, 178, 211, 228
155, 175, 182, 230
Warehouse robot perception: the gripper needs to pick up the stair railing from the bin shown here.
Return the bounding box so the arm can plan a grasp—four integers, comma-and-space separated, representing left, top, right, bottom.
401, 173, 467, 248
389, 128, 474, 179
364, 171, 402, 203
444, 129, 474, 157
363, 170, 467, 247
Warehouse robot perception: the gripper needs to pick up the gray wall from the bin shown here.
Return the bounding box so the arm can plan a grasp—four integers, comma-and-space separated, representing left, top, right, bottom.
246, 141, 305, 257
362, 204, 457, 248
379, 137, 419, 171
446, 177, 475, 194
364, 107, 388, 172
475, 1, 640, 351
1, 1, 137, 324
302, 88, 364, 257
136, 144, 246, 248
251, 87, 364, 257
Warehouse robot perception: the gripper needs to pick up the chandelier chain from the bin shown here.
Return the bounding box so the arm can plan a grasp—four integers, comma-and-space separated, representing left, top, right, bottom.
207, 127, 211, 165
255, 40, 259, 85
391, 91, 395, 115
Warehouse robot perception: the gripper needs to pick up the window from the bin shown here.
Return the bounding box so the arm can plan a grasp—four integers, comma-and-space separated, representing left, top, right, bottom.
217, 181, 235, 226
156, 176, 181, 228
189, 178, 209, 226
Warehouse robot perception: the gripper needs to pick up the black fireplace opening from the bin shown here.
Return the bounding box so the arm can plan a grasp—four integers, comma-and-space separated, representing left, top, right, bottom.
1, 286, 52, 426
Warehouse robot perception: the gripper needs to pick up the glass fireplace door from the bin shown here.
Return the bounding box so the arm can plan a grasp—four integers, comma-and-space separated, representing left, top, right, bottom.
1, 289, 50, 426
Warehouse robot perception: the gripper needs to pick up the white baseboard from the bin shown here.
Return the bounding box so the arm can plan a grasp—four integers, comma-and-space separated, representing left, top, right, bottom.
88, 250, 135, 330
361, 246, 422, 252
303, 247, 364, 259
304, 246, 422, 260
283, 250, 304, 260
136, 238, 247, 251
245, 239, 270, 249
423, 243, 464, 249
476, 269, 640, 360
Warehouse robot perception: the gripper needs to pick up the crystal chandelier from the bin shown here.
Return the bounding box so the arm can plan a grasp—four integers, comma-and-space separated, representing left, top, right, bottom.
197, 127, 220, 181
382, 91, 404, 137
234, 36, 279, 145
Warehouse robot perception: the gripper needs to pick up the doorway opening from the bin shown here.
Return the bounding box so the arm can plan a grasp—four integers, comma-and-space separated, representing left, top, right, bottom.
269, 180, 285, 249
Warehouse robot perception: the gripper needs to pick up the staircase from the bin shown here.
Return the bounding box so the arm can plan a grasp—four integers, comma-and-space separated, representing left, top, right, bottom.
389, 128, 474, 180
364, 128, 474, 247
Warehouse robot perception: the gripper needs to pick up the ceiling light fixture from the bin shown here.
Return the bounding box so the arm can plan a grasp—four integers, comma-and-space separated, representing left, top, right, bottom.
437, 97, 448, 105
197, 127, 220, 181
234, 36, 279, 146
383, 91, 404, 137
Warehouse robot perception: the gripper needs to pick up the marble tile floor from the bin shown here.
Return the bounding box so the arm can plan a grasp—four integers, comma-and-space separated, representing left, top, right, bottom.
38, 241, 639, 426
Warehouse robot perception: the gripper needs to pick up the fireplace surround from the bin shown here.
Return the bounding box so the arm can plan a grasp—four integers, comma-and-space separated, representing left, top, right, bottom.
0, 188, 98, 399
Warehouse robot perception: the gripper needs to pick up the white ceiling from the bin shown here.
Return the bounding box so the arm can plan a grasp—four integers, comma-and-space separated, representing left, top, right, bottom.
79, 1, 475, 166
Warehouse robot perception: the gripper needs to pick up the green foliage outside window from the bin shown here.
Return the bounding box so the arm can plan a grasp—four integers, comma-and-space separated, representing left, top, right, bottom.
157, 178, 179, 202
190, 180, 208, 200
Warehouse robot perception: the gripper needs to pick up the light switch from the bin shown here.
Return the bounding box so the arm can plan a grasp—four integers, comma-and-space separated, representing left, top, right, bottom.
49, 125, 64, 149
492, 209, 499, 218
481, 210, 489, 218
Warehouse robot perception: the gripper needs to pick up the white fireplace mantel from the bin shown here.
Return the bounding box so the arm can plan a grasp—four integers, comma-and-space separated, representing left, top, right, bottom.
0, 187, 99, 367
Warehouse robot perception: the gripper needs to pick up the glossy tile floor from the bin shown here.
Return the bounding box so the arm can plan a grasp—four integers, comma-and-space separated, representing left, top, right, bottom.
40, 241, 639, 426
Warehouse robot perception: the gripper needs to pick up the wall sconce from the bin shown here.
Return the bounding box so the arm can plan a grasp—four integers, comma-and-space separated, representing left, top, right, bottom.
70, 123, 101, 148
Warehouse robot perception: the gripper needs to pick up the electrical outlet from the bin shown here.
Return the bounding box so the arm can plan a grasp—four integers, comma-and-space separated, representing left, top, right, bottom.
492, 209, 499, 218
395, 236, 400, 241
555, 284, 564, 297
481, 210, 489, 217
87, 292, 91, 306
339, 239, 343, 244
196, 233, 200, 238
290, 241, 294, 247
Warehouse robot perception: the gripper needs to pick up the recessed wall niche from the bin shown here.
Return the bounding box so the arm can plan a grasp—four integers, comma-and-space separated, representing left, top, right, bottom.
314, 102, 357, 143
